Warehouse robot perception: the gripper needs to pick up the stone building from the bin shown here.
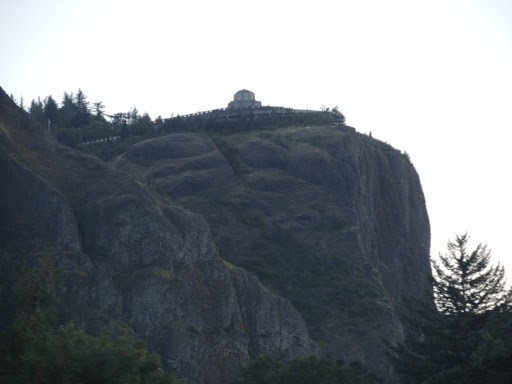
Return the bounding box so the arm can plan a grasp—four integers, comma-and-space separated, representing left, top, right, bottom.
227, 89, 262, 109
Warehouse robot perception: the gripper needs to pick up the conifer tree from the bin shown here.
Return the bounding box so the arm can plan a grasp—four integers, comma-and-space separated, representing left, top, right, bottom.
73, 88, 91, 127
29, 97, 45, 124
388, 233, 512, 384
433, 233, 509, 315
43, 95, 59, 127
60, 91, 76, 127
93, 101, 105, 117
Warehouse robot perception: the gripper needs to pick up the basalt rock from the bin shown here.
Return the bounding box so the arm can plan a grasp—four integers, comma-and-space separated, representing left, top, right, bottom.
0, 83, 432, 381
0, 87, 314, 384
112, 124, 432, 374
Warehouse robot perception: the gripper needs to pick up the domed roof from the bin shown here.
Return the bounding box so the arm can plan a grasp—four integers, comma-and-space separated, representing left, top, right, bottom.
228, 89, 261, 109
233, 89, 255, 101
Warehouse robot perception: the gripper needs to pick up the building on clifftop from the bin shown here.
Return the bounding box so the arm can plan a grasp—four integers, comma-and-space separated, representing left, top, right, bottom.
227, 89, 262, 109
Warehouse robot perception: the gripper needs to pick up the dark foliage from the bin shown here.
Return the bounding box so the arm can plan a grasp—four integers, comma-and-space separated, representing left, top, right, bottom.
0, 249, 183, 384
24, 91, 346, 161
358, 132, 413, 166
232, 355, 383, 384
388, 233, 512, 383
433, 233, 509, 314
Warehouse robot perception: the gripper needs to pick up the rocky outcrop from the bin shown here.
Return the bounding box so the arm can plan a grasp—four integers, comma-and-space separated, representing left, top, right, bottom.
0, 87, 314, 384
112, 125, 432, 373
0, 83, 432, 380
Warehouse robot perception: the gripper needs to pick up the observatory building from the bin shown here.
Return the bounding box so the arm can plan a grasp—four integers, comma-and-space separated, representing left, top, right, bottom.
227, 89, 262, 109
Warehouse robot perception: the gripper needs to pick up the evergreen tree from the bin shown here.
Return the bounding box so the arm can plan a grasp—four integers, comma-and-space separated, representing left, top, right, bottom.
93, 101, 105, 118
43, 95, 59, 129
388, 233, 512, 384
131, 112, 153, 135
60, 91, 76, 127
128, 106, 139, 125
433, 233, 509, 314
29, 97, 45, 125
73, 88, 91, 127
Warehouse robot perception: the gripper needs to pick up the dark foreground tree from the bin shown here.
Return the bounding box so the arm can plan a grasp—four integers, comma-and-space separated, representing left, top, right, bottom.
388, 233, 512, 384
0, 249, 183, 384
232, 355, 382, 384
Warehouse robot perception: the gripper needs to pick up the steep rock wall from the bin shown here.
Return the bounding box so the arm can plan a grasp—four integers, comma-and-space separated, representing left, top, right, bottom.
112, 126, 432, 373
0, 87, 313, 384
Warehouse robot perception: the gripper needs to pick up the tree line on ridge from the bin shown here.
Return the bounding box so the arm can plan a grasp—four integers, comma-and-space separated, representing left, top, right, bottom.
12, 90, 344, 162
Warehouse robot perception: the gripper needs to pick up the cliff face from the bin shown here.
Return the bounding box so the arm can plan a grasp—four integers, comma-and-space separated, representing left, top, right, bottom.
112, 126, 432, 372
0, 84, 432, 381
0, 88, 313, 384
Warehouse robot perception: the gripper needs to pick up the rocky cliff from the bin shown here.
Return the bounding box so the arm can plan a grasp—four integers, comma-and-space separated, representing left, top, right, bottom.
111, 124, 432, 373
0, 85, 432, 382
0, 87, 314, 384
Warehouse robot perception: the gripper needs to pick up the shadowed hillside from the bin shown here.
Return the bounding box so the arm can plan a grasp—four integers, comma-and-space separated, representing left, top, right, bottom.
1, 85, 432, 382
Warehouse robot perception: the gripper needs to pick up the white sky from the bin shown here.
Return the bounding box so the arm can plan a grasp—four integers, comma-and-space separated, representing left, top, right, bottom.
2, 0, 512, 283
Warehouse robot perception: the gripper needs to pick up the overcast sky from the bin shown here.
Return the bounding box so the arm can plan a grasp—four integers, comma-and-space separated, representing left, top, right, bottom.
2, 0, 511, 282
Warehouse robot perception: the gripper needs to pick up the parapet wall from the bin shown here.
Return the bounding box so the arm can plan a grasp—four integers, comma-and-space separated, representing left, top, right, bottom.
176, 106, 325, 120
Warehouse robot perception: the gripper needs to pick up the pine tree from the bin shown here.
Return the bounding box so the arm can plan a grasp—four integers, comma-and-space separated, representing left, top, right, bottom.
73, 88, 91, 127
29, 97, 45, 125
93, 101, 105, 118
433, 233, 509, 315
60, 92, 76, 127
388, 233, 512, 384
43, 95, 59, 128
